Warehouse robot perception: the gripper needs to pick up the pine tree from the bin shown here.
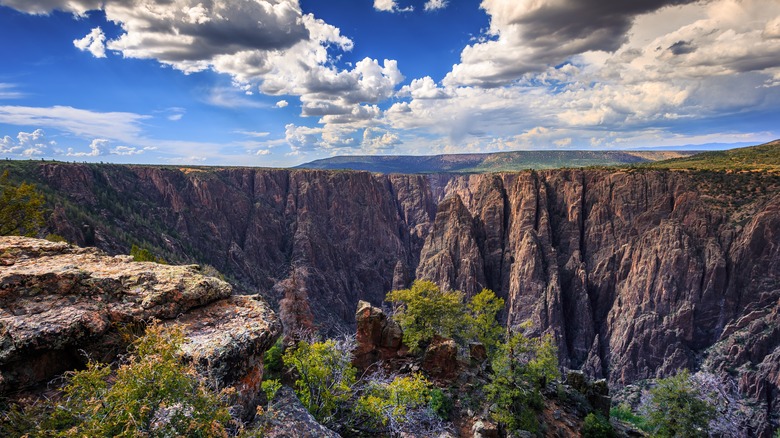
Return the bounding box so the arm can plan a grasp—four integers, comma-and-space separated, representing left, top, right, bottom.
0, 170, 45, 236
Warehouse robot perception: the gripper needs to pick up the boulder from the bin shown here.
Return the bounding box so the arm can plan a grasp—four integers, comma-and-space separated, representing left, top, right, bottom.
352, 300, 403, 369
469, 342, 487, 363
263, 386, 341, 438
422, 335, 458, 379
564, 370, 611, 417
471, 419, 499, 438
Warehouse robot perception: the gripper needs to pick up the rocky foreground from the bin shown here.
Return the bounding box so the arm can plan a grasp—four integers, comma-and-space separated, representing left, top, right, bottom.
0, 236, 281, 417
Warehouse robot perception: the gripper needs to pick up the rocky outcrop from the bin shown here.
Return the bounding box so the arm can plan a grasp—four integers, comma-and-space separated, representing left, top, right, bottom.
174, 294, 280, 415
352, 300, 403, 370
0, 236, 281, 410
563, 370, 611, 418
422, 335, 459, 380
263, 386, 341, 438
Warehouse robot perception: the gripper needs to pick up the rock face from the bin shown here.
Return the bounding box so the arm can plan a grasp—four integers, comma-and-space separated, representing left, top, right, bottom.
263, 386, 341, 438
174, 294, 280, 415
564, 370, 611, 418
7, 162, 780, 432
0, 236, 281, 411
352, 300, 403, 370
422, 335, 459, 380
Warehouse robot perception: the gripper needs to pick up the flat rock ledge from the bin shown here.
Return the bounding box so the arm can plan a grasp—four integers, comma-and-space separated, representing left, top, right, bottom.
0, 236, 281, 413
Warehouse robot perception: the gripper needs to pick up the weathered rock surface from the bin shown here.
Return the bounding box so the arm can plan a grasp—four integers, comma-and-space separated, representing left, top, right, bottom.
0, 236, 281, 407
352, 300, 403, 370
563, 370, 611, 418
7, 162, 780, 432
422, 335, 459, 380
174, 294, 281, 415
263, 386, 341, 438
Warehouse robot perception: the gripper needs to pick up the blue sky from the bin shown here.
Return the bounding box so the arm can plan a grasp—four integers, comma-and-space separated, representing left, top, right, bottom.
0, 0, 779, 166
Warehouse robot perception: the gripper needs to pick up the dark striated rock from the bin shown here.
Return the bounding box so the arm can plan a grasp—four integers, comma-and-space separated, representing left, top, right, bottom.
0, 236, 281, 411
263, 386, 341, 438
352, 300, 403, 370
416, 194, 486, 298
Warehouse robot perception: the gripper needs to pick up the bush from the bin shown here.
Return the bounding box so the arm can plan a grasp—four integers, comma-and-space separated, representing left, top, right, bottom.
283, 338, 357, 426
582, 412, 615, 438
610, 403, 649, 431
645, 370, 716, 438
486, 331, 559, 433
429, 387, 453, 420
356, 373, 431, 430
387, 282, 507, 356
386, 280, 466, 352
466, 288, 505, 359
0, 170, 45, 236
45, 233, 67, 243
263, 339, 284, 379
130, 243, 167, 263
1, 323, 233, 437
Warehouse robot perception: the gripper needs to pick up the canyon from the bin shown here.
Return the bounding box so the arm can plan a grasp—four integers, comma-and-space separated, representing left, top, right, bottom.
3, 161, 779, 434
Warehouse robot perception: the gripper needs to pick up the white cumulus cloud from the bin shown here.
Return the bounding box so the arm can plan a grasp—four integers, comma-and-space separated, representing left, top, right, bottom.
73, 27, 106, 58
362, 127, 401, 151
0, 128, 55, 156
423, 0, 447, 12
373, 0, 413, 13
67, 138, 108, 156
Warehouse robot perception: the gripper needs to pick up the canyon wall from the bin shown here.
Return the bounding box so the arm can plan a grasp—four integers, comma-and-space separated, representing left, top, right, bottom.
11, 162, 779, 430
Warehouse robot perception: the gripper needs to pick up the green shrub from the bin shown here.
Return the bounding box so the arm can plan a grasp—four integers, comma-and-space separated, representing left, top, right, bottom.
428, 387, 453, 419
263, 339, 284, 379
466, 288, 505, 359
1, 323, 233, 437
0, 170, 45, 236
582, 413, 615, 438
610, 403, 649, 431
645, 370, 716, 438
130, 243, 167, 264
387, 281, 507, 355
386, 280, 466, 352
45, 233, 67, 243
283, 339, 357, 426
486, 331, 559, 433
355, 373, 431, 430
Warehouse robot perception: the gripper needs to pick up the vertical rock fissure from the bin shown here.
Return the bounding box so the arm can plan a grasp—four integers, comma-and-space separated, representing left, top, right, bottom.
499, 179, 511, 297
239, 170, 256, 250
533, 172, 541, 232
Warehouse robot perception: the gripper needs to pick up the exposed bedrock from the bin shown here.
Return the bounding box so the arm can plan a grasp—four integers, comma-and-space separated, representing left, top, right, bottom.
0, 236, 281, 414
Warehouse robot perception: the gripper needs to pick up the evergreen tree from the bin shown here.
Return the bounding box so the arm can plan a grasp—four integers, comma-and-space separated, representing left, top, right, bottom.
645, 370, 717, 438
0, 170, 45, 236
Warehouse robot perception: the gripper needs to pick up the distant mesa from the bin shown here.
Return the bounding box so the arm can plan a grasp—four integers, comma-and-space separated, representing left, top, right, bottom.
296, 140, 780, 173
295, 149, 700, 173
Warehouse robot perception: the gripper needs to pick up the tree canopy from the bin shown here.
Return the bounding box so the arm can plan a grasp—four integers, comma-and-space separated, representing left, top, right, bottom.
0, 170, 45, 236
645, 369, 717, 438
